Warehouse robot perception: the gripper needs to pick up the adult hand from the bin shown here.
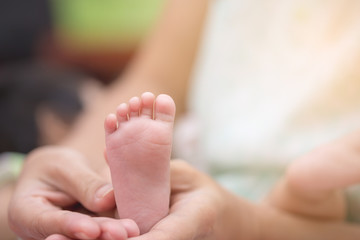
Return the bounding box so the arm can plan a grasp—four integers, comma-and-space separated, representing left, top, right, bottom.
130, 160, 259, 240
8, 146, 139, 240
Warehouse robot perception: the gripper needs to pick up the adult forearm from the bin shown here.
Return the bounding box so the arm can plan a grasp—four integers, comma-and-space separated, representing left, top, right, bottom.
60, 0, 209, 167
258, 204, 360, 240
217, 191, 360, 240
121, 0, 209, 114
218, 191, 260, 240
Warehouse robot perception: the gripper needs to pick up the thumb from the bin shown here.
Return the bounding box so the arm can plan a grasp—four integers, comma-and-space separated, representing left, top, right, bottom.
286, 130, 360, 197
266, 130, 360, 220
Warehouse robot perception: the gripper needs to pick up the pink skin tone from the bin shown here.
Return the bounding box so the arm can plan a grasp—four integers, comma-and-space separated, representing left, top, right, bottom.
45, 218, 140, 240
104, 92, 175, 234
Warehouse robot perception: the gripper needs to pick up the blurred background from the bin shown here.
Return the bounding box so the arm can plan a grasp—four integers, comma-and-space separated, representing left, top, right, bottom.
0, 0, 165, 155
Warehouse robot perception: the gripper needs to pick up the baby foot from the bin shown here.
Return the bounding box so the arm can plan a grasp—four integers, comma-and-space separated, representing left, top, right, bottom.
104, 92, 175, 234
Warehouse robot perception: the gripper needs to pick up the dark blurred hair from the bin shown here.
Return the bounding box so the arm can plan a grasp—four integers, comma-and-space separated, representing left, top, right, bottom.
0, 0, 52, 63
0, 63, 85, 153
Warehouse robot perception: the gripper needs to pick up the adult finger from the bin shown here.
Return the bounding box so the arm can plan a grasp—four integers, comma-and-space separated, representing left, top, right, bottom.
95, 217, 140, 240
44, 218, 140, 240
46, 234, 74, 240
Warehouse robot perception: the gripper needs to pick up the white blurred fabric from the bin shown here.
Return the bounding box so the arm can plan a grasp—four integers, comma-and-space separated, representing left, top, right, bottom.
173, 0, 360, 170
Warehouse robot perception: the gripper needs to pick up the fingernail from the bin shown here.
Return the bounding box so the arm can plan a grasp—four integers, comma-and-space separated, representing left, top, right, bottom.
96, 184, 113, 199
74, 232, 93, 240
103, 232, 115, 240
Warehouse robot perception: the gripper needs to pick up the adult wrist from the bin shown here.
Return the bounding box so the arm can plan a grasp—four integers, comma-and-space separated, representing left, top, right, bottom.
216, 185, 261, 240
